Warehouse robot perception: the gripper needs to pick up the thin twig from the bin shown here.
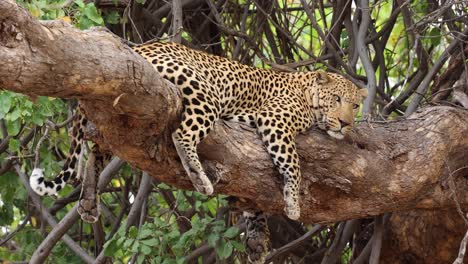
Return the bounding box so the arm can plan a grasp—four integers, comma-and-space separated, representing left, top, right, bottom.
0, 212, 30, 246
369, 215, 383, 264
406, 27, 468, 115
453, 222, 468, 264
126, 171, 153, 229
170, 0, 183, 43
23, 158, 124, 263
15, 165, 94, 264
34, 126, 50, 167
265, 224, 322, 262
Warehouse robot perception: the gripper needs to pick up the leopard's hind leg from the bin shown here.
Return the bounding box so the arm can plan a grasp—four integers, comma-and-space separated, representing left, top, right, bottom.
172, 99, 219, 195
244, 211, 271, 264
77, 145, 112, 223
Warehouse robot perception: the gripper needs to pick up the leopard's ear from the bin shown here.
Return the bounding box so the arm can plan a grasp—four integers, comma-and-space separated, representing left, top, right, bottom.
359, 88, 368, 99
315, 70, 330, 85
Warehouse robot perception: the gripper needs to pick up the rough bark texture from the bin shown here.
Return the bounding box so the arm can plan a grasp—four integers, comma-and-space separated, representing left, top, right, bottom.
381, 210, 467, 264
1, 2, 467, 262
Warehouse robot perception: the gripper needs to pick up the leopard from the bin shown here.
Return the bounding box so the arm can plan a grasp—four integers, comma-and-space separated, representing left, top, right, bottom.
29, 41, 367, 263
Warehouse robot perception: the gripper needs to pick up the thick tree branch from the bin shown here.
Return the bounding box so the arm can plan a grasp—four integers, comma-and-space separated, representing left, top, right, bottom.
1, 1, 467, 225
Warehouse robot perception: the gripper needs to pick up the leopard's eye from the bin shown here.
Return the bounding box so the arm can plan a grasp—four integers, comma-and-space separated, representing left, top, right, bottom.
353, 104, 360, 109
335, 95, 341, 102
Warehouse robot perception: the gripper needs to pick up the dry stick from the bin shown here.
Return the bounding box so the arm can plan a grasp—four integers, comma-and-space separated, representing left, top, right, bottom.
300, 0, 347, 67
15, 165, 93, 264
185, 243, 214, 263
195, 0, 227, 40
265, 224, 322, 262
405, 27, 468, 116
0, 212, 30, 247
33, 125, 50, 168
171, 0, 183, 43
357, 0, 377, 117
353, 235, 375, 264
369, 215, 384, 264
453, 221, 468, 264
253, 0, 314, 57
0, 135, 10, 154
203, 0, 294, 72
0, 129, 36, 175
125, 172, 154, 229
321, 219, 360, 264
0, 119, 8, 138
300, 0, 361, 84
184, 222, 246, 262
232, 0, 250, 61
26, 158, 124, 264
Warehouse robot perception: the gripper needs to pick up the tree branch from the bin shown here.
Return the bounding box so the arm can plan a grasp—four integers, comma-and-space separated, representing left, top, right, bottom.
1, 0, 467, 226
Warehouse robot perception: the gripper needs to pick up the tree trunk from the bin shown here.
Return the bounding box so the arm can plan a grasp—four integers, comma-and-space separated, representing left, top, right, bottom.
1, 0, 467, 261
382, 210, 467, 264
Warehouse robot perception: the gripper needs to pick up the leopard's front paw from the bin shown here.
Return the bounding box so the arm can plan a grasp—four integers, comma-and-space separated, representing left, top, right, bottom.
190, 171, 213, 195
285, 206, 300, 220
284, 198, 300, 220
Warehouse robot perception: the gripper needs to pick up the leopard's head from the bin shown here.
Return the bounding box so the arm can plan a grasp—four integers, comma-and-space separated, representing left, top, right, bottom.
304, 70, 368, 139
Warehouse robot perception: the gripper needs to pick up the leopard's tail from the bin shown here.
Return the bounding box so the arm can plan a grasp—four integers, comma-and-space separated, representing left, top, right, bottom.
30, 110, 86, 196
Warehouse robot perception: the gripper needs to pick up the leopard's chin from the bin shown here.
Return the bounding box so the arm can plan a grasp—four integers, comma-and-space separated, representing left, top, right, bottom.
327, 130, 345, 140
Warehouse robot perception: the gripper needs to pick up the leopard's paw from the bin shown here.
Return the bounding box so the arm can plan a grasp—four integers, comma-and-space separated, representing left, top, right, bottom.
246, 232, 270, 264
77, 197, 100, 223
190, 171, 213, 195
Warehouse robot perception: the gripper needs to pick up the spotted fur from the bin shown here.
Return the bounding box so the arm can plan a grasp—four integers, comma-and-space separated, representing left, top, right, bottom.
30, 110, 111, 200
29, 41, 366, 263
30, 111, 87, 196
133, 42, 367, 220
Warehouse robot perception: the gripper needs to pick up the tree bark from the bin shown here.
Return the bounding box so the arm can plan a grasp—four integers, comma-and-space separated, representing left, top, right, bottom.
1, 0, 467, 226
382, 210, 468, 264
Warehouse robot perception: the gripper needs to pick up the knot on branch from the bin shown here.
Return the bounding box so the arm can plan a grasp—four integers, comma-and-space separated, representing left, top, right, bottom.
0, 21, 23, 47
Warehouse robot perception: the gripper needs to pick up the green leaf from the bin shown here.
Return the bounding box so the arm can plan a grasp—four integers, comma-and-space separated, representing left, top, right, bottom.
103, 239, 118, 256
140, 244, 152, 255
6, 119, 21, 135
223, 226, 239, 239
8, 138, 20, 152
139, 228, 153, 239
82, 4, 103, 25
129, 226, 138, 238
9, 108, 21, 121
137, 254, 145, 264
131, 240, 140, 253
104, 11, 120, 24
0, 92, 12, 113
74, 0, 85, 8
207, 233, 219, 247
215, 239, 233, 259
231, 240, 245, 251
141, 238, 159, 247
429, 28, 441, 46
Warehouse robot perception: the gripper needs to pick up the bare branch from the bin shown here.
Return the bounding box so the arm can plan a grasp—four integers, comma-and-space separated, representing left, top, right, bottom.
126, 172, 154, 229
265, 224, 322, 262
405, 28, 468, 115
453, 224, 468, 264
356, 0, 377, 116
171, 0, 183, 43
369, 215, 384, 264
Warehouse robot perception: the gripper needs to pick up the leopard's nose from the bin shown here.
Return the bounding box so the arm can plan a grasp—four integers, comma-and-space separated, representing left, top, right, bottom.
339, 119, 350, 127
